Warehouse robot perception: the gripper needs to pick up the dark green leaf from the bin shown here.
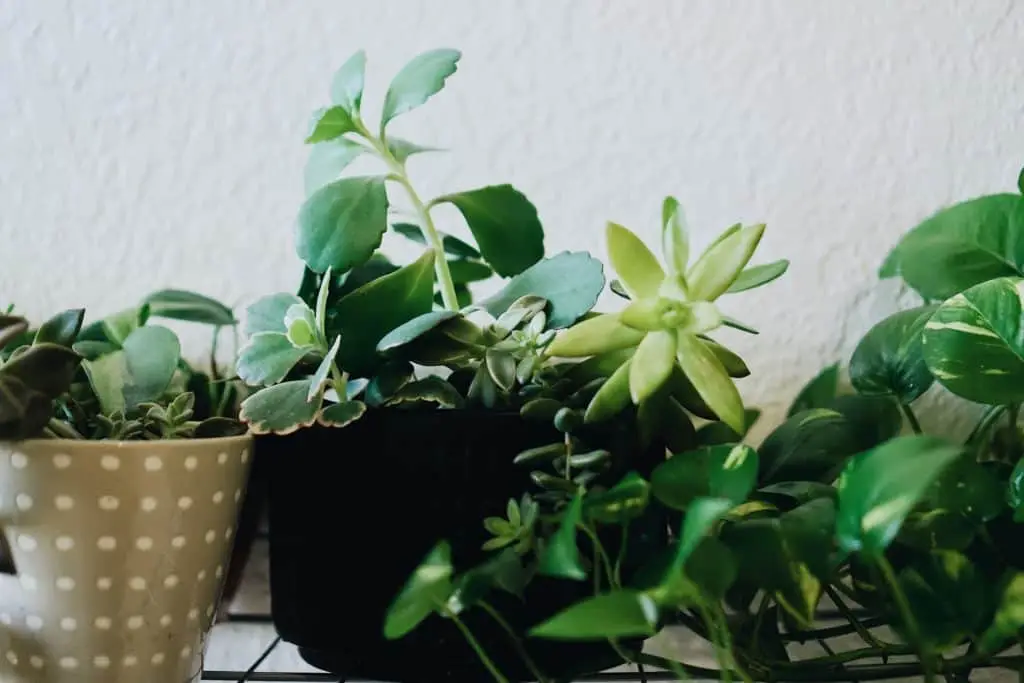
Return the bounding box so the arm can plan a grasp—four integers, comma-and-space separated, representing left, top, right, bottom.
385, 376, 465, 409
122, 325, 181, 406
583, 359, 631, 423
377, 311, 460, 353
584, 472, 651, 524
979, 573, 1024, 652
850, 306, 936, 403
672, 497, 733, 574
485, 350, 516, 391
448, 259, 492, 284
34, 309, 85, 347
318, 399, 366, 428
364, 361, 413, 407
922, 276, 1024, 404
304, 138, 364, 196
236, 332, 309, 387
899, 509, 977, 552
652, 444, 758, 511
928, 456, 1005, 524
825, 394, 903, 452
758, 408, 853, 484
305, 105, 357, 143
437, 185, 544, 278
685, 537, 737, 599
380, 48, 461, 130
538, 493, 586, 581
1009, 458, 1024, 522
448, 549, 525, 613
755, 482, 837, 509
529, 590, 658, 640
330, 50, 366, 113
144, 289, 237, 326
239, 379, 321, 435
835, 435, 962, 556
881, 193, 1024, 299
725, 259, 789, 294
898, 551, 991, 651
0, 343, 82, 439
391, 223, 481, 259
694, 408, 761, 446
787, 364, 839, 417
384, 541, 453, 640
244, 293, 304, 336
194, 417, 247, 438
0, 315, 29, 350
296, 176, 389, 274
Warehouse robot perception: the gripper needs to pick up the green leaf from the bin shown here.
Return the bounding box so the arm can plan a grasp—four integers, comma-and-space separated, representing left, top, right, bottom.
688, 224, 765, 302
296, 176, 389, 274
672, 497, 733, 573
881, 193, 1024, 299
0, 315, 29, 350
380, 48, 460, 130
122, 325, 181, 406
927, 456, 1005, 524
34, 308, 84, 347
584, 471, 651, 524
725, 260, 790, 294
82, 352, 128, 415
538, 493, 586, 581
318, 399, 366, 428
144, 289, 236, 326
102, 306, 146, 346
328, 250, 436, 377
583, 358, 632, 423
384, 541, 453, 640
377, 310, 461, 354
236, 332, 309, 387
661, 196, 689, 275
436, 185, 544, 277
923, 277, 1024, 404
547, 313, 644, 357
305, 105, 357, 143
629, 330, 677, 404
529, 590, 659, 640
675, 332, 745, 433
448, 259, 492, 285
387, 137, 439, 164
826, 394, 903, 453
850, 306, 936, 403
330, 50, 366, 113
0, 344, 82, 438
694, 408, 761, 447
245, 293, 304, 336
835, 435, 962, 556
652, 444, 758, 511
759, 408, 852, 485
980, 573, 1024, 652
685, 537, 737, 599
898, 551, 991, 651
606, 222, 665, 299
239, 379, 321, 435
392, 223, 481, 260
478, 251, 604, 329
722, 316, 759, 335
385, 376, 465, 409
304, 138, 364, 196
309, 336, 341, 399
1009, 458, 1024, 522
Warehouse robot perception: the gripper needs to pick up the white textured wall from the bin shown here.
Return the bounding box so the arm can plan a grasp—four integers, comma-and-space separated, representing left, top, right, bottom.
2, 0, 1024, 433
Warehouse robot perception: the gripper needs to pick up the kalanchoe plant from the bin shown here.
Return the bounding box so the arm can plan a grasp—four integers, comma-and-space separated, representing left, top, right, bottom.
0, 290, 245, 441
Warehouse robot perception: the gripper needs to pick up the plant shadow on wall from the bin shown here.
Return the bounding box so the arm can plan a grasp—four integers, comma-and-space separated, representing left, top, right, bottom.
237, 47, 1024, 683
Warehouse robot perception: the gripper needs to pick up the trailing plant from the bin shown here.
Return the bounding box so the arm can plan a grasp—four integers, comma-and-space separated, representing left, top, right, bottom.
381, 168, 1024, 682
0, 289, 245, 441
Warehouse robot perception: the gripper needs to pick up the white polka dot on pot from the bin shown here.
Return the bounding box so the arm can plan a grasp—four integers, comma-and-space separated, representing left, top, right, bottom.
212, 491, 224, 504
178, 496, 193, 510
17, 534, 37, 551
100, 455, 119, 471
180, 645, 192, 659
97, 536, 116, 551
163, 575, 179, 589
171, 535, 186, 549
135, 536, 153, 551
94, 655, 110, 669
54, 536, 74, 551
94, 616, 111, 630
127, 616, 144, 630
140, 496, 158, 511
6, 651, 18, 665
184, 456, 198, 471
10, 452, 27, 469
144, 456, 162, 471
60, 617, 77, 631
59, 657, 78, 670
52, 453, 71, 469
204, 530, 216, 544
54, 495, 74, 510
151, 653, 165, 665
123, 655, 137, 667
129, 577, 147, 591
29, 655, 43, 669
15, 493, 33, 510
159, 614, 172, 627
216, 452, 228, 465
96, 577, 112, 591
98, 495, 119, 511
25, 615, 42, 631
55, 576, 75, 591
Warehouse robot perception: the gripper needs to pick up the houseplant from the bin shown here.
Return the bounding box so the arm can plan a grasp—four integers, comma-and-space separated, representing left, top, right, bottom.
236, 48, 786, 681
0, 290, 251, 683
384, 168, 1024, 682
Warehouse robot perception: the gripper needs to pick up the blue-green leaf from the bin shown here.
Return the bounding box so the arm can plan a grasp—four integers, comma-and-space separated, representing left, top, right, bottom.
296, 176, 389, 274
236, 332, 309, 387
384, 541, 453, 639
330, 50, 366, 113
122, 325, 181, 406
304, 138, 364, 196
306, 106, 357, 143
380, 49, 461, 131
239, 379, 321, 435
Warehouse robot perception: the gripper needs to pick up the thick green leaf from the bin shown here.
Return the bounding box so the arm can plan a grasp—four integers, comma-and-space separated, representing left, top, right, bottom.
328, 251, 435, 377
652, 444, 758, 511
385, 376, 465, 409
898, 551, 991, 651
0, 315, 29, 351
318, 399, 366, 428
547, 313, 644, 357
380, 48, 461, 130
144, 289, 236, 326
538, 494, 586, 580
881, 193, 1024, 299
306, 105, 357, 143
759, 408, 852, 485
725, 259, 789, 294
583, 358, 632, 423
437, 185, 544, 277
304, 138, 364, 196
980, 573, 1024, 652
34, 308, 84, 346
584, 471, 651, 524
606, 222, 664, 299
675, 333, 745, 433
688, 224, 764, 302
239, 379, 320, 435
236, 332, 309, 387
245, 293, 304, 336
330, 50, 366, 113
629, 330, 676, 404
122, 325, 181, 406
478, 252, 604, 329
82, 352, 128, 415
787, 364, 839, 417
384, 541, 453, 640
850, 306, 936, 402
529, 590, 659, 640
661, 196, 689, 275
377, 311, 460, 353
296, 176, 389, 274
835, 435, 962, 556
922, 277, 1024, 404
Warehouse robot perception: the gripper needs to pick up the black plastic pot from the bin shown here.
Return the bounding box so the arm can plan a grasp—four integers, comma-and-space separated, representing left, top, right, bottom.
264, 409, 663, 683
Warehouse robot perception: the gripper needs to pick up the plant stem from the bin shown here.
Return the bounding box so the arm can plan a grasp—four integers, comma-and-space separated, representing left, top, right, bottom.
479, 600, 550, 683
614, 524, 628, 588
355, 122, 460, 311
900, 402, 923, 434
965, 405, 1006, 446
446, 610, 509, 683
1008, 403, 1022, 458
580, 524, 615, 587
823, 584, 889, 649
330, 364, 349, 401
876, 554, 935, 683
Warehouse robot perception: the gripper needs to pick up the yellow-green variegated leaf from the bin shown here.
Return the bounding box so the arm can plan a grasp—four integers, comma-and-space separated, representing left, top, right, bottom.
606, 222, 665, 299
629, 330, 677, 404
546, 313, 644, 358
675, 332, 745, 433
922, 277, 1024, 405
688, 224, 765, 302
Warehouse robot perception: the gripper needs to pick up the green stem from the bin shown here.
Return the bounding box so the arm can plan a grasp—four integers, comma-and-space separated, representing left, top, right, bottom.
823, 584, 889, 649
446, 610, 509, 683
876, 555, 935, 683
479, 601, 550, 683
900, 402, 923, 434
580, 524, 615, 587
209, 325, 222, 380
613, 524, 628, 588
965, 405, 1006, 446
1008, 403, 1022, 458
330, 365, 349, 400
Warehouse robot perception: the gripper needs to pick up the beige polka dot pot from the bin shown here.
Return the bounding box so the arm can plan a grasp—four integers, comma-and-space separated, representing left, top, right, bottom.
0, 434, 252, 683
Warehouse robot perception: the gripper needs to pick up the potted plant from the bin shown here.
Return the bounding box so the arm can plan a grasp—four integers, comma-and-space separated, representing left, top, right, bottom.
385, 168, 1024, 681
236, 48, 784, 681
0, 290, 251, 683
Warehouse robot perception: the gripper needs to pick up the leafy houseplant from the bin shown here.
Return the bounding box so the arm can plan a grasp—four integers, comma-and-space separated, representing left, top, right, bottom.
0, 291, 252, 683
237, 48, 785, 681
384, 168, 1024, 682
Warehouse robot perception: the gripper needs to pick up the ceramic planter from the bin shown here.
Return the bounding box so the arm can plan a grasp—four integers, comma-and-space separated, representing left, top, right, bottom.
0, 434, 252, 683
264, 409, 663, 683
